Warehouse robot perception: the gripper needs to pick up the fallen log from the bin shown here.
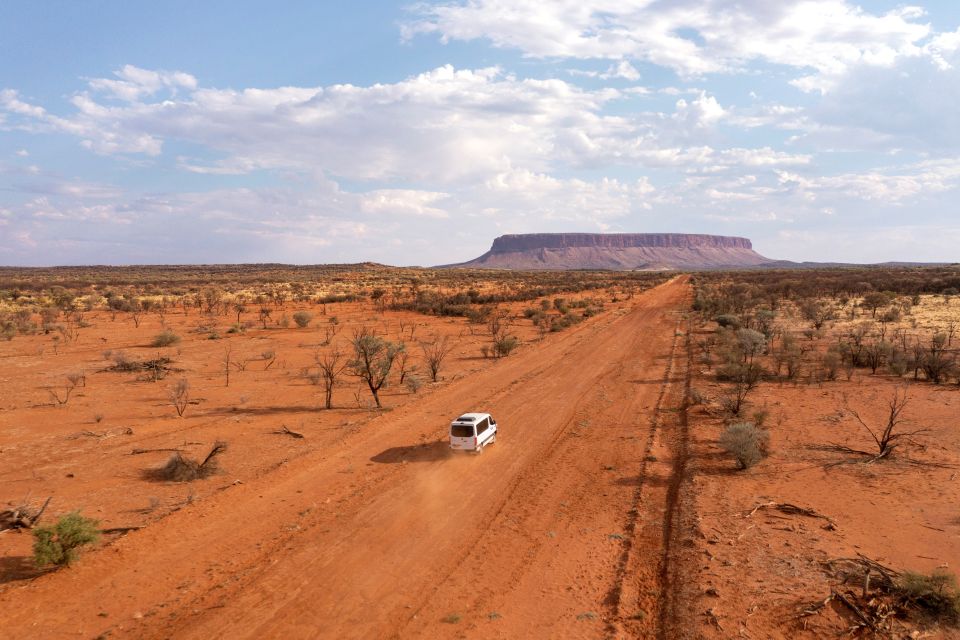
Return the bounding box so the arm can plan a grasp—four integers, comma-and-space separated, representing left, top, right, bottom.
0, 496, 51, 531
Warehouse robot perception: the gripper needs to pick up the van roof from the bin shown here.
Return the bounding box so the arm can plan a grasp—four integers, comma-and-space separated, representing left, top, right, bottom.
453, 412, 489, 422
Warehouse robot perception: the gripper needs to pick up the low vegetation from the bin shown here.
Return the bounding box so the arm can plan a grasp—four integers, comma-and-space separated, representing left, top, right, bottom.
718, 421, 769, 469
32, 512, 100, 567
146, 442, 228, 482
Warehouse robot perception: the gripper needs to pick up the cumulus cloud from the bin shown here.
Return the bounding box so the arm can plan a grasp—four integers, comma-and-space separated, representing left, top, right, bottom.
776, 157, 960, 202
87, 65, 197, 101
0, 64, 810, 182
406, 1, 943, 91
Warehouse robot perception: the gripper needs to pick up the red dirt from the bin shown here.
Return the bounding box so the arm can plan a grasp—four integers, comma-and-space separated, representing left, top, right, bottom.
685, 325, 960, 639
0, 277, 693, 638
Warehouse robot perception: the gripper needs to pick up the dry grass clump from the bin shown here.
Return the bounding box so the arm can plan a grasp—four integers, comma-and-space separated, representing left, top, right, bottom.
810, 557, 960, 631
146, 441, 228, 482
150, 329, 181, 347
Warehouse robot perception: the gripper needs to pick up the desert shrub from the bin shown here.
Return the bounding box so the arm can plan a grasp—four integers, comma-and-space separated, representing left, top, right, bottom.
751, 408, 769, 429
888, 349, 909, 377
151, 329, 181, 347
404, 373, 422, 394
879, 307, 901, 323
33, 512, 100, 567
105, 350, 135, 370
719, 422, 769, 469
465, 306, 492, 324
736, 328, 766, 363
292, 311, 312, 328
898, 570, 960, 622
147, 441, 227, 482
715, 314, 741, 329
493, 335, 519, 357
820, 350, 841, 381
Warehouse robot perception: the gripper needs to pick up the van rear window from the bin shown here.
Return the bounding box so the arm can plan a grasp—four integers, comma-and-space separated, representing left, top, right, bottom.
451, 424, 474, 438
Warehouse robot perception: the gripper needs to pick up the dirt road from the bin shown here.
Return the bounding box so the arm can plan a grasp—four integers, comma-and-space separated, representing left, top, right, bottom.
0, 277, 691, 639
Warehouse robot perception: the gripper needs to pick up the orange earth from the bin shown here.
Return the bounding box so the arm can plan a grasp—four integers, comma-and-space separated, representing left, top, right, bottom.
1, 275, 958, 638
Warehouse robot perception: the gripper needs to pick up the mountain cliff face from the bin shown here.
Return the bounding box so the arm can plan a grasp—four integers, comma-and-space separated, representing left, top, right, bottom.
448, 233, 772, 270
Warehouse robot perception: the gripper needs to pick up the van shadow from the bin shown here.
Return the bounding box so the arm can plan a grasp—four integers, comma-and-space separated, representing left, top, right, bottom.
370, 440, 451, 464
0, 556, 49, 584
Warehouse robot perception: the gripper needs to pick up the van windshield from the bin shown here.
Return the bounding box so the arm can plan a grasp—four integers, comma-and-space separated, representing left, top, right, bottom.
451, 424, 474, 438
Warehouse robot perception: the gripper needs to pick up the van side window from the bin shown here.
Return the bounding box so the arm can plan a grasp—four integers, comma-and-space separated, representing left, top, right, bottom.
476, 418, 489, 434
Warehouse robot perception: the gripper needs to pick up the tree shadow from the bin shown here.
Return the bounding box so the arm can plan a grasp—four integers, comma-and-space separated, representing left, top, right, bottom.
204, 405, 319, 417
0, 556, 49, 584
370, 440, 451, 464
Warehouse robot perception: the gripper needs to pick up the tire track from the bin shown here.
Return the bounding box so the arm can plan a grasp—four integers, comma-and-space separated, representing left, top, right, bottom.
608, 304, 693, 638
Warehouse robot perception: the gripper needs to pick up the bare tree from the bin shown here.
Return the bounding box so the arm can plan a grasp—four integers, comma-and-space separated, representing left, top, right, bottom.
395, 350, 411, 384
838, 388, 926, 460
222, 346, 232, 387
315, 349, 345, 410
129, 301, 143, 328
169, 378, 190, 417
488, 310, 518, 358
422, 336, 453, 382
348, 327, 403, 408
719, 362, 764, 416
258, 307, 272, 329
261, 349, 277, 370
921, 333, 955, 384
234, 301, 247, 325
48, 372, 84, 407
800, 299, 834, 330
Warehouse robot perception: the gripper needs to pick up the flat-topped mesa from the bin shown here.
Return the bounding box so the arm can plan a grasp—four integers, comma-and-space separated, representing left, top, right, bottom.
445, 232, 771, 270
489, 233, 753, 253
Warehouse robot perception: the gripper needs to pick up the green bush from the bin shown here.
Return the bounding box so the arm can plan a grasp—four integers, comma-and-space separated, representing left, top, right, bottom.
898, 569, 960, 622
33, 512, 100, 567
719, 422, 769, 469
151, 329, 181, 347
292, 311, 312, 328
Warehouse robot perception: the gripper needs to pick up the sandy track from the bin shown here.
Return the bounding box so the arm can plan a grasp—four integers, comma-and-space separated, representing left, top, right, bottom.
0, 278, 690, 639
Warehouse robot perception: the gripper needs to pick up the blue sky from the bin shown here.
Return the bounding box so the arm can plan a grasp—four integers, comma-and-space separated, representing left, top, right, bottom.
2, 1, 960, 266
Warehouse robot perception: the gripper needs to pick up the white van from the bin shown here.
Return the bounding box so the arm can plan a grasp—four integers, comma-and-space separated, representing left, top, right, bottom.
449, 412, 498, 453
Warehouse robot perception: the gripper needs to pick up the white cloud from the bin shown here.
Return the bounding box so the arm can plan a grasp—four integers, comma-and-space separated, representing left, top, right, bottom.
776, 157, 960, 202
602, 61, 641, 81
673, 91, 725, 128
359, 189, 451, 218
87, 64, 197, 101
0, 64, 811, 182
407, 1, 941, 91
0, 89, 47, 117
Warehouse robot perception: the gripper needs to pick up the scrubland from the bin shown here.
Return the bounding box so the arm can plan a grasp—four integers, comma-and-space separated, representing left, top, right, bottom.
2, 263, 960, 638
